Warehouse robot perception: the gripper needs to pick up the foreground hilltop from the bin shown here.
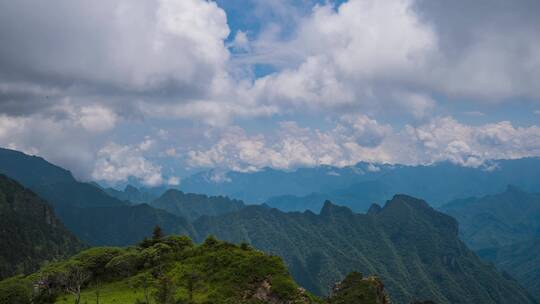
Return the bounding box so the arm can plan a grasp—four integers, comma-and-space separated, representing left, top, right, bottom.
0, 234, 389, 304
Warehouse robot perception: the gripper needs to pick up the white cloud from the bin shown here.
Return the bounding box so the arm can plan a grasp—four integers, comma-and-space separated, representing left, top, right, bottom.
0, 114, 100, 179
78, 105, 118, 133
167, 176, 180, 186
187, 116, 540, 171
242, 0, 540, 116
92, 142, 167, 186
187, 115, 394, 171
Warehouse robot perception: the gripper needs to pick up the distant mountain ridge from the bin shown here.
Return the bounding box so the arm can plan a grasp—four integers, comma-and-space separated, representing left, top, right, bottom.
194, 195, 536, 303
441, 187, 540, 300
104, 184, 168, 204
441, 185, 540, 250
151, 189, 245, 221
0, 174, 84, 280
181, 159, 540, 209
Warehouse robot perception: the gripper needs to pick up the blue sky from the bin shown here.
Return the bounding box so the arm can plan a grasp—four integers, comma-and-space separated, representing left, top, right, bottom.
0, 0, 539, 187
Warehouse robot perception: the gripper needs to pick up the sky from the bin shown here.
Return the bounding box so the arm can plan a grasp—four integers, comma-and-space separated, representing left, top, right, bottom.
0, 0, 540, 187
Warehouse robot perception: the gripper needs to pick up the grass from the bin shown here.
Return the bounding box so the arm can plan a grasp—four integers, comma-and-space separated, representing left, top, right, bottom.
55, 281, 145, 304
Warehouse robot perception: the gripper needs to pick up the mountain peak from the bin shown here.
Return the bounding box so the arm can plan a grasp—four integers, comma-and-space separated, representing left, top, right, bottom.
505, 184, 524, 193
367, 203, 382, 215
320, 200, 353, 217
385, 194, 431, 210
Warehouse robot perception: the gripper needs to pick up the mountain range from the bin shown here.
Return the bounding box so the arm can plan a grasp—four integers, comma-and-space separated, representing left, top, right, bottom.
181, 159, 540, 210
1, 147, 540, 303
441, 186, 540, 299
194, 196, 536, 303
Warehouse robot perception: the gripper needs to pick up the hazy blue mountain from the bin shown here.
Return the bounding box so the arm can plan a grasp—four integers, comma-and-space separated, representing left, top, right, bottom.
104, 184, 166, 204
181, 159, 540, 208
0, 148, 126, 210
151, 189, 245, 221
441, 187, 540, 299
478, 238, 540, 301
440, 185, 540, 250
194, 195, 536, 303
266, 181, 390, 213
0, 148, 194, 246
181, 163, 395, 203
0, 174, 84, 280
58, 203, 196, 246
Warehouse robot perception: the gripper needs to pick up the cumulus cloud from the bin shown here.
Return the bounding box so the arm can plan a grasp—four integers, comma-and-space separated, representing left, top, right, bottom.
187, 115, 394, 171
0, 114, 101, 178
187, 116, 540, 171
92, 141, 179, 186
243, 0, 540, 116
0, 0, 262, 126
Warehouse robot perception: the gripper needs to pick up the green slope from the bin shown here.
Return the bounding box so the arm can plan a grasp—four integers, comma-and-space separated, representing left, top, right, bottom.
441, 185, 540, 250
194, 195, 537, 304
0, 174, 84, 280
0, 235, 389, 304
478, 238, 540, 301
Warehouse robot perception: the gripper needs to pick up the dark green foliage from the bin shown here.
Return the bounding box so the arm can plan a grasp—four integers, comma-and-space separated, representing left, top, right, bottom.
0, 235, 325, 304
153, 225, 164, 241
0, 174, 84, 280
153, 274, 177, 304
0, 276, 32, 304
152, 189, 245, 221
194, 196, 537, 304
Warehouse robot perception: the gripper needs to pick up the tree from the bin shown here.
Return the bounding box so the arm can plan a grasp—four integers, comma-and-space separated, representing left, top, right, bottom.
64, 265, 90, 304
135, 273, 153, 304
152, 225, 164, 241
180, 270, 203, 302
153, 274, 176, 304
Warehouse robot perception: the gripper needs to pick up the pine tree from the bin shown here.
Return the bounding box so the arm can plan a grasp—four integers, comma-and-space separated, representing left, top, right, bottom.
152, 225, 163, 241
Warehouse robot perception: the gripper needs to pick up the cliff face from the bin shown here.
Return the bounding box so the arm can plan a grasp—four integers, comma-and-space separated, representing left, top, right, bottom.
0, 174, 84, 280
195, 195, 537, 303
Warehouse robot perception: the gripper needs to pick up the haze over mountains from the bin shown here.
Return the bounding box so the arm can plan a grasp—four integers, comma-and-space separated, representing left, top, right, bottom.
442, 187, 540, 300
181, 159, 540, 210
2, 147, 540, 303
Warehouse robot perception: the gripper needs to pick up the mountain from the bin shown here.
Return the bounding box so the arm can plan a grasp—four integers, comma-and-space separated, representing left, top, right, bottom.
441, 187, 540, 299
266, 181, 390, 213
0, 148, 125, 210
0, 234, 388, 304
194, 196, 536, 304
151, 189, 245, 221
181, 163, 393, 203
0, 148, 194, 246
104, 184, 167, 204
0, 174, 84, 280
181, 158, 540, 207
478, 238, 540, 301
58, 203, 196, 246
440, 185, 540, 251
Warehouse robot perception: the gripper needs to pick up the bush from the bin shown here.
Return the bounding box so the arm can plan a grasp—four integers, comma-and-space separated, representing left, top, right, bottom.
105, 250, 144, 278
0, 276, 32, 304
